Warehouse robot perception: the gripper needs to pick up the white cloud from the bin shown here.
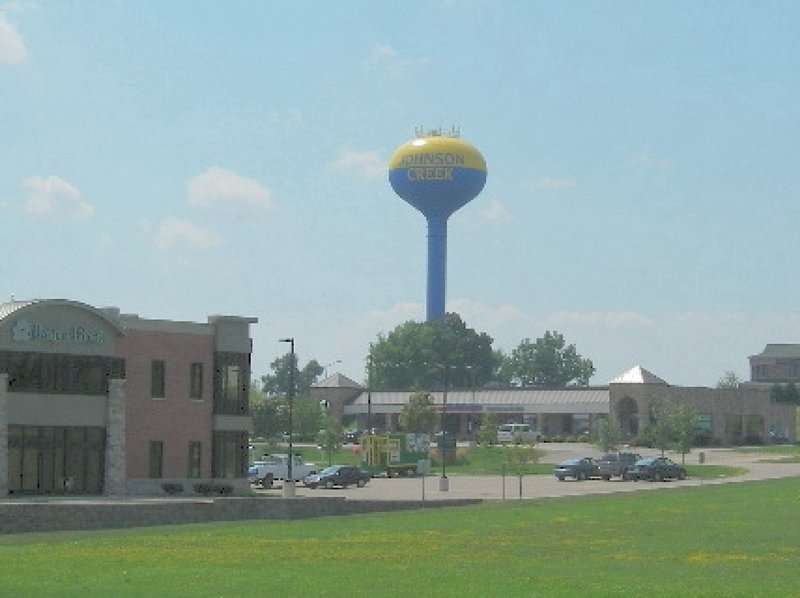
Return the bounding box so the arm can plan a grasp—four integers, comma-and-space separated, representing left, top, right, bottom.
153, 217, 221, 250
362, 44, 410, 78
532, 177, 577, 191
187, 167, 272, 213
329, 149, 385, 181
631, 149, 673, 171
477, 199, 511, 223
0, 14, 25, 64
22, 176, 93, 218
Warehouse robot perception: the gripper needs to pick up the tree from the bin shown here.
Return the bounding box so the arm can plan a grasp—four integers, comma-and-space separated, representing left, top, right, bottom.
592, 416, 622, 453
316, 415, 344, 467
251, 389, 285, 440
503, 331, 595, 386
292, 396, 325, 441
369, 313, 498, 390
784, 382, 800, 405
261, 353, 323, 397
504, 435, 541, 499
770, 383, 800, 404
716, 371, 742, 389
398, 392, 437, 434
671, 400, 697, 465
646, 397, 697, 463
477, 411, 498, 446
648, 397, 674, 456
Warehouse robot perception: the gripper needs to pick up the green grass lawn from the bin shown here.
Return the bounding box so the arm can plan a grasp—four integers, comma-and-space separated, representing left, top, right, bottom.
2, 478, 798, 597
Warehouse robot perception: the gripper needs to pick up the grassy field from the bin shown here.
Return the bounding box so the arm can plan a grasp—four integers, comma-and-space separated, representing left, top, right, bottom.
2, 478, 798, 597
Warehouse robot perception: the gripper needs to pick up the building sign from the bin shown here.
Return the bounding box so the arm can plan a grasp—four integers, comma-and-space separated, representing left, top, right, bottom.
12, 318, 106, 344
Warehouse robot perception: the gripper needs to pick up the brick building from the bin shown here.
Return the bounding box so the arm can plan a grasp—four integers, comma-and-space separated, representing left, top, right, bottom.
0, 299, 256, 497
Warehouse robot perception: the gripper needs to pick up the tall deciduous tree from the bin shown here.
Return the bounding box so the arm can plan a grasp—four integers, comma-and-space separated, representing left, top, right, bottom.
250, 388, 285, 440
261, 353, 323, 397
398, 392, 437, 434
503, 331, 595, 386
369, 313, 498, 390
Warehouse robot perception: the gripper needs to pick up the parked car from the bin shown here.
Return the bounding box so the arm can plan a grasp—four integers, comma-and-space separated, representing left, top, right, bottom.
597, 452, 642, 481
304, 465, 371, 489
553, 457, 599, 481
496, 423, 540, 444
626, 457, 687, 482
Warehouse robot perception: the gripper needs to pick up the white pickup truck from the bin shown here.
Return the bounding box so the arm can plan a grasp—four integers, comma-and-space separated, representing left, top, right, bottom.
248, 454, 318, 488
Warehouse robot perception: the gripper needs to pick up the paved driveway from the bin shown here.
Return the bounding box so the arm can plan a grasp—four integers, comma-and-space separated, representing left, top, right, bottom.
273, 444, 800, 502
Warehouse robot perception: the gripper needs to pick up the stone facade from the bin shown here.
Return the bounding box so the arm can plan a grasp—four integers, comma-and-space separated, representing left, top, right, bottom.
104, 378, 127, 496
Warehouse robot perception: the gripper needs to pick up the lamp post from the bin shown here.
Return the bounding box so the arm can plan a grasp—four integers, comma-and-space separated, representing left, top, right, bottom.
279, 337, 295, 498
319, 399, 332, 466
439, 364, 452, 492
366, 351, 373, 433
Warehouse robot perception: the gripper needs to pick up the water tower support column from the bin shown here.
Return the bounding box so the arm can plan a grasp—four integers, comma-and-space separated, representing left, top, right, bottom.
426, 215, 447, 321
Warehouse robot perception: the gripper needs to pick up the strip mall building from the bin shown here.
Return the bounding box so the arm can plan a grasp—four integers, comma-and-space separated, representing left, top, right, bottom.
316, 362, 797, 446
0, 299, 256, 497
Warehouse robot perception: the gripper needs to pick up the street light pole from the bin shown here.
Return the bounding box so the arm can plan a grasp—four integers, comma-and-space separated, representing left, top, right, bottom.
367, 351, 373, 433
439, 364, 450, 492
279, 337, 295, 498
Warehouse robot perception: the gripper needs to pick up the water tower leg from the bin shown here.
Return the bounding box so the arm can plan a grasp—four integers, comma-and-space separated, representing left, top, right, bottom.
426, 215, 448, 321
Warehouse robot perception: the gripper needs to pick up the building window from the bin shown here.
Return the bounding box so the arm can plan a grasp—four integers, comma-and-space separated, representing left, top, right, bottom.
696, 413, 712, 431
188, 441, 202, 478
753, 364, 769, 380
213, 353, 250, 415
791, 362, 800, 379
151, 360, 165, 399
212, 431, 248, 478
0, 350, 125, 395
190, 363, 203, 400
149, 441, 164, 478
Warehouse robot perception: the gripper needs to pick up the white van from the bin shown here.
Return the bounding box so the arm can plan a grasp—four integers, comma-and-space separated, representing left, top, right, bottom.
496, 423, 539, 444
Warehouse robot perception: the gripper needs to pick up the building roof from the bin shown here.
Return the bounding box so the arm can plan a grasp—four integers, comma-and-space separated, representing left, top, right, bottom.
349, 387, 609, 408
609, 365, 668, 385
750, 344, 800, 359
312, 373, 362, 389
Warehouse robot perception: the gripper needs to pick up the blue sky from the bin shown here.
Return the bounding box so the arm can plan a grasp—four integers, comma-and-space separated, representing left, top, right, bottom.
2, 1, 799, 387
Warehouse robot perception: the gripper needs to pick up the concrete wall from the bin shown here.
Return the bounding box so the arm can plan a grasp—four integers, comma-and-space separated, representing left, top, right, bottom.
0, 496, 481, 534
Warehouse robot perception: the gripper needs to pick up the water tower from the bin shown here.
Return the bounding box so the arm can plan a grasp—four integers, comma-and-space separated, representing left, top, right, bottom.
388, 128, 487, 320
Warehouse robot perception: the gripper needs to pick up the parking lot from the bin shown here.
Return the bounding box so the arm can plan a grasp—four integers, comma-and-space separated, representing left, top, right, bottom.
259, 443, 800, 502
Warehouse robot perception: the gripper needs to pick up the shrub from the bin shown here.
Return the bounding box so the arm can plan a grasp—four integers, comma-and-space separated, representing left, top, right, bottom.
161, 483, 184, 495
193, 483, 233, 496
